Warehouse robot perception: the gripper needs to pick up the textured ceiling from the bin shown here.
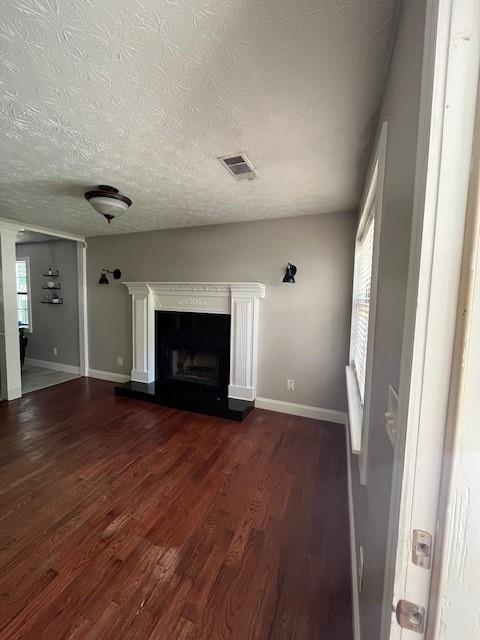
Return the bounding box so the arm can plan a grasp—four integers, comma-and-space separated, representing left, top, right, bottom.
0, 0, 396, 237
16, 230, 59, 243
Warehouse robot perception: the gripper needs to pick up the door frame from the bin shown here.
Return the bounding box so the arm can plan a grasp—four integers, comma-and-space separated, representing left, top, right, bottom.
428, 87, 480, 637
0, 216, 88, 399
381, 0, 480, 638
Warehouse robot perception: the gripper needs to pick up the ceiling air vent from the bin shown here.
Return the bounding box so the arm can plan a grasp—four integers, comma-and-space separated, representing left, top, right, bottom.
219, 153, 258, 181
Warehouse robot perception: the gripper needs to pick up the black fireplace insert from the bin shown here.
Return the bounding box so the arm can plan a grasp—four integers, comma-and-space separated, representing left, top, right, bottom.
155, 310, 230, 391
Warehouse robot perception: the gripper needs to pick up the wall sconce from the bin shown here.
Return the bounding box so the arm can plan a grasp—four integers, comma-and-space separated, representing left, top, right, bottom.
282, 263, 297, 284
98, 268, 122, 285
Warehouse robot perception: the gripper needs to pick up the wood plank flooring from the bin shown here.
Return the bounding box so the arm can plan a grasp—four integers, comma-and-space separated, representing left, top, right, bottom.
0, 378, 352, 639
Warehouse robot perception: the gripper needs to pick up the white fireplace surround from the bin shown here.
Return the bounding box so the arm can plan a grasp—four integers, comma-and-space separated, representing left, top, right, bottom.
124, 282, 266, 401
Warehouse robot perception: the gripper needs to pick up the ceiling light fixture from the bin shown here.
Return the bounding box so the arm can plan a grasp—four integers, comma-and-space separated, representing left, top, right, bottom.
85, 185, 132, 224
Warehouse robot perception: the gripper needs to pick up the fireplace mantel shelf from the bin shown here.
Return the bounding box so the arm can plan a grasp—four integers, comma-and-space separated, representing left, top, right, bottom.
124, 282, 265, 297
124, 281, 266, 402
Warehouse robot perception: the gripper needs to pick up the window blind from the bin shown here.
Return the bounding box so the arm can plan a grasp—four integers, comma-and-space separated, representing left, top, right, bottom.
350, 210, 375, 404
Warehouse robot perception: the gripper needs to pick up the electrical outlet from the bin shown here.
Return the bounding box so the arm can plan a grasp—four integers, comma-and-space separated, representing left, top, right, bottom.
116, 356, 123, 366
287, 378, 295, 392
53, 346, 58, 356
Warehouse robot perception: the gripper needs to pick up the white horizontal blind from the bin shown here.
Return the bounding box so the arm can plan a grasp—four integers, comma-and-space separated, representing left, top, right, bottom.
350, 205, 375, 404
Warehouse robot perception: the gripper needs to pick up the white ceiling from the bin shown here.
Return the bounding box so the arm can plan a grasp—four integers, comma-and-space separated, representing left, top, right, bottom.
0, 0, 396, 237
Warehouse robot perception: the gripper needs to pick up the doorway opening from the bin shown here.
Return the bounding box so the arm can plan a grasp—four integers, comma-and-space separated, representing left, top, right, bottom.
15, 230, 81, 395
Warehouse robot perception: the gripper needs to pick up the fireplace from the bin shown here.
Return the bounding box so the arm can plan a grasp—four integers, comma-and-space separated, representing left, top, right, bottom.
115, 282, 266, 421
155, 310, 230, 392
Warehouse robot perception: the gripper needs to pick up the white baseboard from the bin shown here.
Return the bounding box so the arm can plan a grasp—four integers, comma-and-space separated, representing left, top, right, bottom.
255, 397, 347, 424
24, 357, 80, 375
87, 368, 130, 384
345, 420, 361, 640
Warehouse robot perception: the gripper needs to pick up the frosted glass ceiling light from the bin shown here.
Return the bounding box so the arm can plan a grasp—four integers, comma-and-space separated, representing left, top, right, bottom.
84, 185, 132, 223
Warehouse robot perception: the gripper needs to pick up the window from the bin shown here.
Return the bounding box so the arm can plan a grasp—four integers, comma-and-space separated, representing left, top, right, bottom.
345, 123, 386, 471
350, 201, 375, 404
16, 258, 32, 330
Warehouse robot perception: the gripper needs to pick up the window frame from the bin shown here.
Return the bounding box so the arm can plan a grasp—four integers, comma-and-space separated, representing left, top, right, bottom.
16, 257, 33, 333
346, 122, 387, 485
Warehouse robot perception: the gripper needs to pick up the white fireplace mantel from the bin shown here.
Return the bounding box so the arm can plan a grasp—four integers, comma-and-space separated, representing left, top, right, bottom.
124, 282, 266, 401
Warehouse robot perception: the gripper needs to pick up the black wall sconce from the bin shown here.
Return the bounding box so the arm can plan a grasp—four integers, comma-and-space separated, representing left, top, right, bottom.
98, 268, 122, 285
282, 263, 297, 284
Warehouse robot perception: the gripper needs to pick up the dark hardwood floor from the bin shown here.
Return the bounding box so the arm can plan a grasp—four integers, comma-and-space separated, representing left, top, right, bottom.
0, 378, 352, 639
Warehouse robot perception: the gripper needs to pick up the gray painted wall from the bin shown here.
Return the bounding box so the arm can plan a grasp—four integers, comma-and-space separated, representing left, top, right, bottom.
86, 211, 355, 410
351, 0, 427, 637
16, 240, 80, 366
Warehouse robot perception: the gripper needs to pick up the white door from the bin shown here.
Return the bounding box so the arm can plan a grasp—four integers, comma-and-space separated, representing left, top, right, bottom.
381, 0, 480, 638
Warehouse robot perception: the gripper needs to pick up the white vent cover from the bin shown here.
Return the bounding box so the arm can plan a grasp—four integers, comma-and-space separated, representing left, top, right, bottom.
218, 154, 258, 181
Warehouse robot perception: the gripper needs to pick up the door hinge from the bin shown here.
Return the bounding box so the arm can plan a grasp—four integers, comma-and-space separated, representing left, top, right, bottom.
412, 529, 433, 569
396, 599, 426, 633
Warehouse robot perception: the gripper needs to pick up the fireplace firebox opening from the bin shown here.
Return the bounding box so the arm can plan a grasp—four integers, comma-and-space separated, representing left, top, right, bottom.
155, 310, 230, 395
169, 348, 220, 386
